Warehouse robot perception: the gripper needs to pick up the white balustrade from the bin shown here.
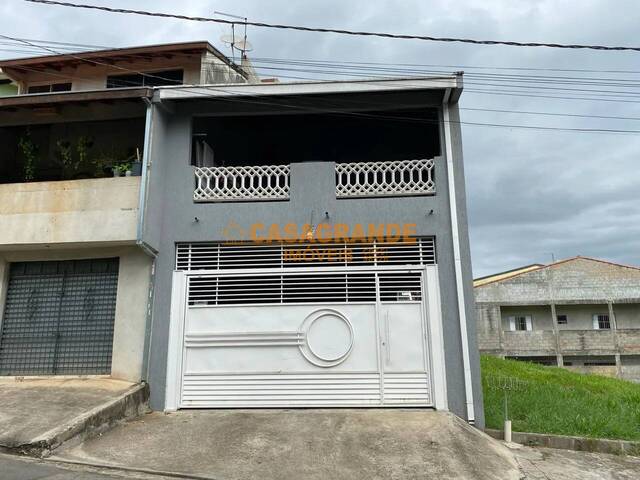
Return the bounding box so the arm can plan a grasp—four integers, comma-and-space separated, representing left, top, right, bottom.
335, 159, 435, 198
194, 165, 290, 202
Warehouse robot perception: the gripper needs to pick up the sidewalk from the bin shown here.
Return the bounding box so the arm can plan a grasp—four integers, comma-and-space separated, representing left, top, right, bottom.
0, 377, 146, 456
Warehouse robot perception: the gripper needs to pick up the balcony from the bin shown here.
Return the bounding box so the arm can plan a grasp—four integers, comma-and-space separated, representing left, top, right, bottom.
193, 159, 436, 202
0, 177, 140, 248
503, 330, 557, 354
558, 330, 616, 354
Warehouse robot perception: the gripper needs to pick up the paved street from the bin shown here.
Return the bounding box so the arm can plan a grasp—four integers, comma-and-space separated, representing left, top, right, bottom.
0, 453, 162, 480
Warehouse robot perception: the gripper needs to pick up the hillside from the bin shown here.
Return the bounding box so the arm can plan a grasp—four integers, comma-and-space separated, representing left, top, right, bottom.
482, 355, 640, 441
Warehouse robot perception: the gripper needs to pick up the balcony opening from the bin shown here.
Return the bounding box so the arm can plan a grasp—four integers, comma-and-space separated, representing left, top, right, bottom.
0, 118, 146, 184
505, 356, 558, 366
191, 107, 441, 168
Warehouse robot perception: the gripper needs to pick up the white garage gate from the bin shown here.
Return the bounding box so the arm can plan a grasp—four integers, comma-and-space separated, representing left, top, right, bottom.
165, 240, 447, 410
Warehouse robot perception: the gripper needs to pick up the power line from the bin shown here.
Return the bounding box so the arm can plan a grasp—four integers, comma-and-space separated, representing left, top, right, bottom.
4, 35, 640, 93
245, 56, 640, 76
3, 35, 640, 134
23, 0, 640, 53
4, 35, 640, 107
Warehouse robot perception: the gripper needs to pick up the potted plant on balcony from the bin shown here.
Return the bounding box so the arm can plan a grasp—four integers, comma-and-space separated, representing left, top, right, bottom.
18, 127, 39, 182
54, 136, 95, 180
112, 162, 132, 177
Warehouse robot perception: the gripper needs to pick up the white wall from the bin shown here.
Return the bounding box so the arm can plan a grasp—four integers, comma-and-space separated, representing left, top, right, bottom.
0, 177, 140, 248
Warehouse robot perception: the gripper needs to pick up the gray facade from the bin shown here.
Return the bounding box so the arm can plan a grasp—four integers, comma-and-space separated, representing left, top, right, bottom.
476, 257, 640, 381
138, 78, 483, 425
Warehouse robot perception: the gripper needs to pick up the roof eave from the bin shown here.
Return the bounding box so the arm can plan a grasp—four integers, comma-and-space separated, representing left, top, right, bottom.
157, 76, 463, 101
0, 87, 153, 110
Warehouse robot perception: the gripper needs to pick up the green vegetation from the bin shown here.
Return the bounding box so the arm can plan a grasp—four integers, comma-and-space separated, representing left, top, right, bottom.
482, 355, 640, 441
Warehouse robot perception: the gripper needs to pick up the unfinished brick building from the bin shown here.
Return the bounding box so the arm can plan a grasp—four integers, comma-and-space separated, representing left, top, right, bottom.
475, 257, 640, 381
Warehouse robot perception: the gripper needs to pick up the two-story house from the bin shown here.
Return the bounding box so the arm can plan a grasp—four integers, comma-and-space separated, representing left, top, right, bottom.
138, 76, 483, 425
0, 42, 247, 383
475, 257, 640, 381
0, 41, 484, 426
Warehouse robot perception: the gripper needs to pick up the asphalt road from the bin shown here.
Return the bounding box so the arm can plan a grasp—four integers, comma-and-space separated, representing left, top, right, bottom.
0, 453, 143, 480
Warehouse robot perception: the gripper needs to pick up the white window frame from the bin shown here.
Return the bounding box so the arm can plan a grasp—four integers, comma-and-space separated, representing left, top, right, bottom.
509, 315, 532, 331
592, 314, 611, 330
26, 80, 73, 94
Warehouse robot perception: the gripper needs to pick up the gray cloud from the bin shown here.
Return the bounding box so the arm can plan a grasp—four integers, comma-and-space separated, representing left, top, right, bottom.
2, 0, 639, 276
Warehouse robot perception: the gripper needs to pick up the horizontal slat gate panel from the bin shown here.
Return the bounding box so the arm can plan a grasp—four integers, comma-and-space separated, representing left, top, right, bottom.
383, 373, 431, 405
182, 373, 382, 407
176, 238, 436, 271
187, 271, 424, 306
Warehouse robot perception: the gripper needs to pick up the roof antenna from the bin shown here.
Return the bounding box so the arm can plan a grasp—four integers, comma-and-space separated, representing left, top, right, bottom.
215, 11, 253, 62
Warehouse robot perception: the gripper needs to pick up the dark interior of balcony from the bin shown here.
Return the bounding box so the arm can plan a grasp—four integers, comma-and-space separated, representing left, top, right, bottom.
191, 107, 441, 167
0, 118, 145, 184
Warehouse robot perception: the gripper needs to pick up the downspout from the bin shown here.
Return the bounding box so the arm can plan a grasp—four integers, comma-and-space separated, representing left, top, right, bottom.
139, 96, 158, 382
443, 86, 475, 424
137, 96, 156, 256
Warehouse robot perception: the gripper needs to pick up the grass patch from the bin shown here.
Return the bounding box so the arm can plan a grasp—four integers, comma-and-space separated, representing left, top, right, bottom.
481, 355, 640, 441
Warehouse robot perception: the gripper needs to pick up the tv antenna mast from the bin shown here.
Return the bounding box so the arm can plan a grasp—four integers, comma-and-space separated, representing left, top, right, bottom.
214, 10, 253, 62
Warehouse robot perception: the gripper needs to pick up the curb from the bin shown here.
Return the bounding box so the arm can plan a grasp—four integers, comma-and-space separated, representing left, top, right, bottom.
3, 382, 149, 458
485, 428, 640, 456
45, 457, 221, 480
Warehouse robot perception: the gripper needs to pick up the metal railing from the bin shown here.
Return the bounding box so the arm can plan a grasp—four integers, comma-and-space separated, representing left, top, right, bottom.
335, 159, 435, 198
194, 165, 290, 202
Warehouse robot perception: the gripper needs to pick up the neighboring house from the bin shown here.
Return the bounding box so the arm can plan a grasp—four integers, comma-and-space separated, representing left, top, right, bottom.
0, 42, 246, 384
0, 41, 484, 427
475, 257, 640, 381
0, 70, 18, 96
0, 41, 247, 94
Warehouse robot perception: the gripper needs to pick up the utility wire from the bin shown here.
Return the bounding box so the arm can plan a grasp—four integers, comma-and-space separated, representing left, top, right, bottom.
4, 36, 640, 107
4, 36, 640, 89
5, 35, 640, 75
23, 0, 640, 52
3, 35, 640, 133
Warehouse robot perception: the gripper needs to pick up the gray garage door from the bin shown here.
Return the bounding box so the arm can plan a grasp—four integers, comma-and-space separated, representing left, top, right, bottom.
0, 259, 119, 375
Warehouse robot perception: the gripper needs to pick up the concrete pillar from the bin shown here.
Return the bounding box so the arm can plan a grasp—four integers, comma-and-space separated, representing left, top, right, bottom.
496, 304, 504, 350
111, 248, 153, 382
608, 301, 622, 377
550, 303, 563, 367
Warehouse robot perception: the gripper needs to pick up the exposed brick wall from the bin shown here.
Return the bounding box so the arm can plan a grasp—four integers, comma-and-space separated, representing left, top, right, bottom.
502, 331, 556, 355
558, 330, 616, 354
476, 304, 501, 351
475, 258, 640, 304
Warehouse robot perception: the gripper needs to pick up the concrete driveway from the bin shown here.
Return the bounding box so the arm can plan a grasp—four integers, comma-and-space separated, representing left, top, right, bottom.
55, 409, 521, 480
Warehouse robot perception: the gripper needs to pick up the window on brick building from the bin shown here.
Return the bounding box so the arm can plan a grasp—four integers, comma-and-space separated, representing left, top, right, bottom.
593, 314, 611, 330
509, 315, 532, 331
557, 314, 568, 325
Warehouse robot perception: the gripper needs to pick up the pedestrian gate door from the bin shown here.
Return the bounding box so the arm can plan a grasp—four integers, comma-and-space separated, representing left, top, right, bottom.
168, 263, 442, 408
0, 259, 119, 376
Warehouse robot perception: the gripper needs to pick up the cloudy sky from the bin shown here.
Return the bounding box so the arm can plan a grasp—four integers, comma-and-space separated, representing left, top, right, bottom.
2, 0, 639, 277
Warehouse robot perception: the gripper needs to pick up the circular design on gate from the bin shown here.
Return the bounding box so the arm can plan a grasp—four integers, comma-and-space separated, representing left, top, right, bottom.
298, 308, 354, 368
